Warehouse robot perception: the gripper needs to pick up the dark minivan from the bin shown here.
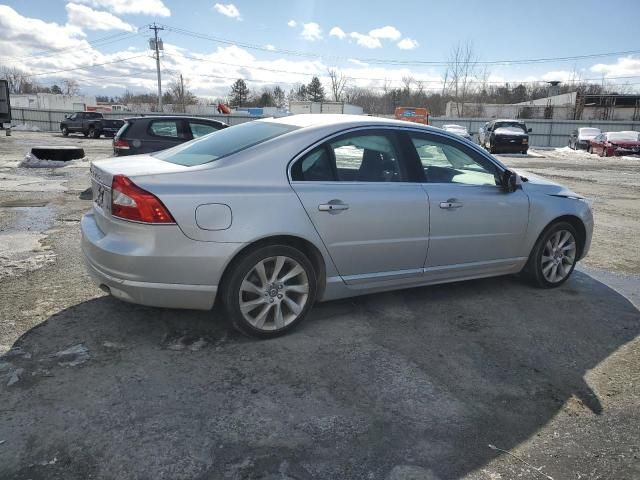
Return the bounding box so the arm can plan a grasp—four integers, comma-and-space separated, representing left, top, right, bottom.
113, 116, 228, 156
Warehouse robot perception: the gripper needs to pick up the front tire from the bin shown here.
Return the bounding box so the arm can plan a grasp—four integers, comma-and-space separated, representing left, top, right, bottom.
524, 221, 579, 288
61, 126, 69, 136
221, 245, 317, 338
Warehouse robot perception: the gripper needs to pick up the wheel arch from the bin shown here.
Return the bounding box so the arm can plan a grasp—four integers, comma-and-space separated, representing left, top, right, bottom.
218, 234, 328, 301
535, 214, 587, 259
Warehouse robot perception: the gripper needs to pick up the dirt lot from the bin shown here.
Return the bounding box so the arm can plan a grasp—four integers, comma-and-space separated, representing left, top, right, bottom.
0, 132, 638, 480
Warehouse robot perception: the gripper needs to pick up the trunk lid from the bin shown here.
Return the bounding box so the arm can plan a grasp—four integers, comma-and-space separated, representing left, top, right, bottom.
89, 154, 190, 232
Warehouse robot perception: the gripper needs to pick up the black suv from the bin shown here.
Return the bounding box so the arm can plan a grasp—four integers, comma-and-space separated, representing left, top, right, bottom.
482, 119, 532, 154
113, 116, 228, 156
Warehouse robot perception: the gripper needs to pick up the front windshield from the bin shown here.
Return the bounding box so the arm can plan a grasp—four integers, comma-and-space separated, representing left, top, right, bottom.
579, 128, 600, 136
153, 121, 298, 166
607, 132, 638, 142
494, 122, 527, 132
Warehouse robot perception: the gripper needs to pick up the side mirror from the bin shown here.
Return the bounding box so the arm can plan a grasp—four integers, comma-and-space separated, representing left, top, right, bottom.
528, 128, 532, 133
64, 115, 69, 119
502, 170, 521, 193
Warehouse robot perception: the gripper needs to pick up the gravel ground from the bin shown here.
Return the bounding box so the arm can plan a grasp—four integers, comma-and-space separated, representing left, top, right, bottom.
0, 132, 638, 480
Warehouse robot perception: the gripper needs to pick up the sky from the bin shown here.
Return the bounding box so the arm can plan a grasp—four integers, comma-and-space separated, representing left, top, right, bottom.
1, 0, 639, 100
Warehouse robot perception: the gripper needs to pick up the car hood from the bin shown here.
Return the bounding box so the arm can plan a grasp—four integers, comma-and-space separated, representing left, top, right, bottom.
494, 127, 527, 136
577, 134, 598, 140
512, 168, 584, 198
609, 140, 640, 147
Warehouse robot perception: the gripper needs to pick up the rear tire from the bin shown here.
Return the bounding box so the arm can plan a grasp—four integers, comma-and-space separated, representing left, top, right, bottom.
524, 221, 579, 288
89, 126, 99, 138
221, 245, 317, 338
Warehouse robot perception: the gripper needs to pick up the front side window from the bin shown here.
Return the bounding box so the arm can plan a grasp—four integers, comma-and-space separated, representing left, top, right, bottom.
410, 134, 499, 186
291, 131, 407, 182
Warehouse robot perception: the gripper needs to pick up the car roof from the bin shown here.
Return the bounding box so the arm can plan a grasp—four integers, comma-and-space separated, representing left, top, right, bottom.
491, 119, 527, 123
261, 113, 436, 131
124, 115, 226, 123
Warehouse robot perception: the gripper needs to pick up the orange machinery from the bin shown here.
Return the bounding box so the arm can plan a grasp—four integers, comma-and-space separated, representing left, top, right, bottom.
394, 107, 429, 124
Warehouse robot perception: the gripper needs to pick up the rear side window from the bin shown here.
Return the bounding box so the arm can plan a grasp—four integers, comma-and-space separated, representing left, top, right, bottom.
149, 120, 181, 138
291, 131, 407, 182
189, 121, 220, 138
153, 121, 297, 166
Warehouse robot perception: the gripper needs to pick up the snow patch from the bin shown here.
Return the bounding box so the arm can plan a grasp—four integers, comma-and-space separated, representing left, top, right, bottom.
10, 123, 41, 132
20, 152, 68, 168
0, 232, 56, 280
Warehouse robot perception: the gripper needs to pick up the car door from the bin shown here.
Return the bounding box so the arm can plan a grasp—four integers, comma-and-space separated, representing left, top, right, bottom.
591, 134, 603, 154
144, 118, 189, 153
406, 131, 530, 280
570, 130, 577, 148
68, 113, 81, 132
290, 128, 429, 285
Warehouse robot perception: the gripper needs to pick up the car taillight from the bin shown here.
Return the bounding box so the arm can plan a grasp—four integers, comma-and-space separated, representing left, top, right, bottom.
113, 138, 129, 150
111, 175, 175, 224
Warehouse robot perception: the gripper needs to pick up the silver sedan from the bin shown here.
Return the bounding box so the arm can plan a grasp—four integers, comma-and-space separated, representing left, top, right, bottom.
82, 115, 593, 337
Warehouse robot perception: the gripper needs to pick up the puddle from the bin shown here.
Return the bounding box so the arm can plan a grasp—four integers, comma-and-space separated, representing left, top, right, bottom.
0, 205, 56, 233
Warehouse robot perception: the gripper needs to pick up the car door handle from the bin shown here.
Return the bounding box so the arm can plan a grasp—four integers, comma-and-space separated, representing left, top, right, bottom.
439, 201, 463, 209
318, 202, 349, 212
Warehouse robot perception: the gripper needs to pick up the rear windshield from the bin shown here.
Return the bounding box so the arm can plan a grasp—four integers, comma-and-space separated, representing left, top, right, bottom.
153, 121, 298, 166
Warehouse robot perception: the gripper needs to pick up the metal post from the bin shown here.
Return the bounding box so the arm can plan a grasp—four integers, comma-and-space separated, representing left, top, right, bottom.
180, 74, 185, 113
150, 23, 164, 112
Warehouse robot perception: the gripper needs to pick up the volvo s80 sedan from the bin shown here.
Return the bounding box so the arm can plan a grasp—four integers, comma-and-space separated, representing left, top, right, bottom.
82, 115, 593, 337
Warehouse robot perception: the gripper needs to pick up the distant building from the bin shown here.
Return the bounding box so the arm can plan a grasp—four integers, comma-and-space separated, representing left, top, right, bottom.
289, 101, 364, 115
10, 93, 97, 111
446, 92, 640, 121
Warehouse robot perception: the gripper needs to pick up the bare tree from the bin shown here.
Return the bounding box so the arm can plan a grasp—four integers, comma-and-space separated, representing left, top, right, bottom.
167, 74, 197, 112
446, 41, 478, 117
327, 68, 348, 102
1, 66, 33, 94
62, 79, 80, 96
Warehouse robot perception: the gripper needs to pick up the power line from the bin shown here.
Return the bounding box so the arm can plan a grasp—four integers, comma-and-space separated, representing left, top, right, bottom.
161, 23, 640, 66
28, 54, 151, 76
0, 30, 146, 62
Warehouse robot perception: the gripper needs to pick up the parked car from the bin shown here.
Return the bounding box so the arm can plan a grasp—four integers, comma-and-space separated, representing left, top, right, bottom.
113, 116, 228, 156
83, 115, 593, 338
60, 112, 124, 138
441, 124, 472, 141
569, 127, 601, 150
588, 131, 640, 157
482, 119, 532, 154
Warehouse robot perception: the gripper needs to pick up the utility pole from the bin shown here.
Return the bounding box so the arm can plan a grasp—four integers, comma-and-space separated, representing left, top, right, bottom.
149, 23, 164, 112
180, 74, 185, 113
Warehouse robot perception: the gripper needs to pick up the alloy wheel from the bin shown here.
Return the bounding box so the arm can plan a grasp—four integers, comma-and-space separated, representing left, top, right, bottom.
541, 230, 576, 283
238, 256, 310, 331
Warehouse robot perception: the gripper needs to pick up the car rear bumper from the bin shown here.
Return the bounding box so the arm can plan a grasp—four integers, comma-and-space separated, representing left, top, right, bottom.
81, 211, 243, 310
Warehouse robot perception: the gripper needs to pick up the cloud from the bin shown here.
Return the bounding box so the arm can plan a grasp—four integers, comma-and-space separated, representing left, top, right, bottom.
66, 3, 135, 32
397, 38, 419, 50
264, 44, 276, 51
590, 56, 640, 77
301, 22, 322, 41
369, 25, 401, 41
287, 20, 296, 27
213, 3, 241, 20
75, 0, 170, 17
329, 26, 346, 40
348, 58, 369, 67
349, 32, 382, 49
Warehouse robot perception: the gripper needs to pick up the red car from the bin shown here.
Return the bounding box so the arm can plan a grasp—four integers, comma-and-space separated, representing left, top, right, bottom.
588, 131, 640, 157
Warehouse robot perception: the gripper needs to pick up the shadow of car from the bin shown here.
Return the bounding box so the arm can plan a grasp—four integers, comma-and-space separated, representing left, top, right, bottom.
1, 271, 638, 479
